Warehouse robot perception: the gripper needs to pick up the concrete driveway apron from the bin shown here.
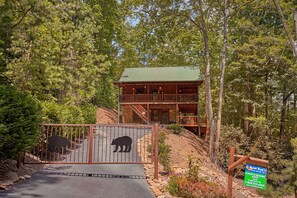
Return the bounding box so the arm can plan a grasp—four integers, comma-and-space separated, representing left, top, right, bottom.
0, 164, 155, 198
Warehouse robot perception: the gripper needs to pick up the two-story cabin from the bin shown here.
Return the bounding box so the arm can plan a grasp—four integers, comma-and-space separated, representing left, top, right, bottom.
115, 66, 207, 135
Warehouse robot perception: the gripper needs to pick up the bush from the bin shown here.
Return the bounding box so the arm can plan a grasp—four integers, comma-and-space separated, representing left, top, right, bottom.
80, 104, 97, 124
216, 125, 251, 170
188, 155, 200, 182
167, 124, 182, 135
147, 131, 171, 173
158, 131, 171, 173
168, 156, 227, 198
0, 85, 41, 160
41, 102, 97, 124
168, 176, 227, 198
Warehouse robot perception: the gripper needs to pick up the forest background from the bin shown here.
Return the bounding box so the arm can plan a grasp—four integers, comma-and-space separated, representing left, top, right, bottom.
0, 0, 296, 197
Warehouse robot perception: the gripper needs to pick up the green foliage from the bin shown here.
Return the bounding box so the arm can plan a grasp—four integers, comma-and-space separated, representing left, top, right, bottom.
188, 155, 200, 182
158, 131, 171, 173
167, 124, 182, 135
147, 131, 171, 173
0, 85, 41, 160
80, 104, 97, 124
5, 0, 108, 105
217, 125, 296, 196
256, 184, 281, 198
167, 175, 180, 195
0, 1, 296, 194
281, 138, 297, 196
217, 125, 250, 170
41, 101, 97, 124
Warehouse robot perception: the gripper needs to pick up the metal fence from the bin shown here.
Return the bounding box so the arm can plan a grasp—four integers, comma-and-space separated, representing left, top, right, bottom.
25, 124, 158, 166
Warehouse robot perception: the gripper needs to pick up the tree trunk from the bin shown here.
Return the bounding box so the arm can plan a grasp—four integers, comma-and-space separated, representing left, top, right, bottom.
279, 83, 294, 142
264, 71, 270, 136
264, 71, 269, 120
215, 0, 228, 162
280, 83, 287, 142
198, 0, 215, 162
243, 99, 249, 134
293, 93, 297, 112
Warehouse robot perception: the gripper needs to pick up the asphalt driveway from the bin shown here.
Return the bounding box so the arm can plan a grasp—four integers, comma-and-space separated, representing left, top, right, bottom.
0, 164, 155, 198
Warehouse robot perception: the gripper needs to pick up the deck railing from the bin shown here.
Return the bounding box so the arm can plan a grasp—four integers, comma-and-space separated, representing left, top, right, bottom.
120, 94, 197, 102
179, 116, 207, 126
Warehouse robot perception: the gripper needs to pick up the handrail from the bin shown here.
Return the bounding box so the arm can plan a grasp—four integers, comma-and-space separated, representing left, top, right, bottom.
120, 93, 198, 102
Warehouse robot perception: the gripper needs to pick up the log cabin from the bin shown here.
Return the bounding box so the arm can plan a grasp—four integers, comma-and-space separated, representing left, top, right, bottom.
114, 66, 207, 136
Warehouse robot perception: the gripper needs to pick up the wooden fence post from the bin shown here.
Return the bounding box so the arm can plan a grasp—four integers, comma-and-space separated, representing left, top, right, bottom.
154, 123, 159, 179
88, 125, 93, 164
228, 147, 235, 198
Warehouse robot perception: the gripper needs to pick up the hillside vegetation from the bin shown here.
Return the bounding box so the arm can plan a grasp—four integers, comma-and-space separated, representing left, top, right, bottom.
0, 1, 296, 197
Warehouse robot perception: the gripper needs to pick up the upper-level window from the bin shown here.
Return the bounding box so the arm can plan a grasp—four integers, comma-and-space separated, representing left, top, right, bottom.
136, 88, 144, 94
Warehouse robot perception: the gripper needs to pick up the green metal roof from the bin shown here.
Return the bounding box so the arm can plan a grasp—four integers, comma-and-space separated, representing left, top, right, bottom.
118, 66, 201, 83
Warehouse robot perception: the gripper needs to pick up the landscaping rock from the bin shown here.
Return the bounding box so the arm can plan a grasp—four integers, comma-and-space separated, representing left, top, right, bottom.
0, 184, 8, 190
1, 180, 13, 186
24, 175, 31, 179
19, 176, 26, 180
152, 188, 163, 196
6, 172, 19, 183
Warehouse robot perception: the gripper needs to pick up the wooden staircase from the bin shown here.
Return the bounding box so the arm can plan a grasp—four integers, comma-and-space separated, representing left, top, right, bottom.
129, 104, 149, 124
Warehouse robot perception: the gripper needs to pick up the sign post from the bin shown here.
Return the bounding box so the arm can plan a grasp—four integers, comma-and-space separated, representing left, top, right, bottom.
227, 147, 269, 198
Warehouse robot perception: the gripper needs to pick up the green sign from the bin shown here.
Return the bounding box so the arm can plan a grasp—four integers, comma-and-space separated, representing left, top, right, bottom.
244, 164, 267, 190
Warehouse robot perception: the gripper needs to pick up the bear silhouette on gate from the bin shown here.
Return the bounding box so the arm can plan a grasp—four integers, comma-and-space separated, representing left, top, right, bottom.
48, 134, 71, 153
111, 136, 132, 152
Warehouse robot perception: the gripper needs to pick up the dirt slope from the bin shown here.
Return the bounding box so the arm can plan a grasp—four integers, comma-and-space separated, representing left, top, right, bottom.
164, 130, 262, 198
96, 108, 118, 124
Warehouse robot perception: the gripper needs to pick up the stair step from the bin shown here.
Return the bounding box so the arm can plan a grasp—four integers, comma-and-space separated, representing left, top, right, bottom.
129, 105, 148, 123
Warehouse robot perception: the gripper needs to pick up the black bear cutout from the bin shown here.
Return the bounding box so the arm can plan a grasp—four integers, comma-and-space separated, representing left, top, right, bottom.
48, 134, 70, 153
111, 136, 132, 152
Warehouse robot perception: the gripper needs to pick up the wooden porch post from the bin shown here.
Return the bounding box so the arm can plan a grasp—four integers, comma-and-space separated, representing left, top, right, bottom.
147, 85, 150, 101
147, 104, 150, 124
176, 104, 179, 124
197, 85, 201, 136
176, 84, 179, 124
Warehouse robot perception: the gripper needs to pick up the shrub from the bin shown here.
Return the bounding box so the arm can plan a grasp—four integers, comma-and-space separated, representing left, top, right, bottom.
0, 85, 41, 160
158, 131, 171, 173
168, 156, 227, 198
167, 124, 182, 135
188, 155, 200, 182
216, 125, 250, 170
41, 102, 97, 124
168, 175, 227, 198
80, 104, 97, 124
147, 131, 171, 173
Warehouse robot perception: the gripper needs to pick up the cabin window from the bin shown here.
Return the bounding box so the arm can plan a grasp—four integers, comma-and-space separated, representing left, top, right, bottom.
136, 88, 144, 94
152, 110, 159, 121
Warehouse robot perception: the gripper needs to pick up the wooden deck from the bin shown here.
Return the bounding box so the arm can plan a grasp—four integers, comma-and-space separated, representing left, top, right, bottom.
179, 116, 207, 127
120, 94, 198, 103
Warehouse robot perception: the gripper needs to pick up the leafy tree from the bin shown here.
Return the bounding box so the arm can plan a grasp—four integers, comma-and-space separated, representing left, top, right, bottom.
282, 138, 297, 197
6, 0, 107, 105
0, 84, 41, 160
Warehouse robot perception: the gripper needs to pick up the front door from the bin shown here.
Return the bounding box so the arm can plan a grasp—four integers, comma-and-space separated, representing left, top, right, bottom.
161, 110, 169, 124
151, 109, 169, 124
151, 109, 159, 123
